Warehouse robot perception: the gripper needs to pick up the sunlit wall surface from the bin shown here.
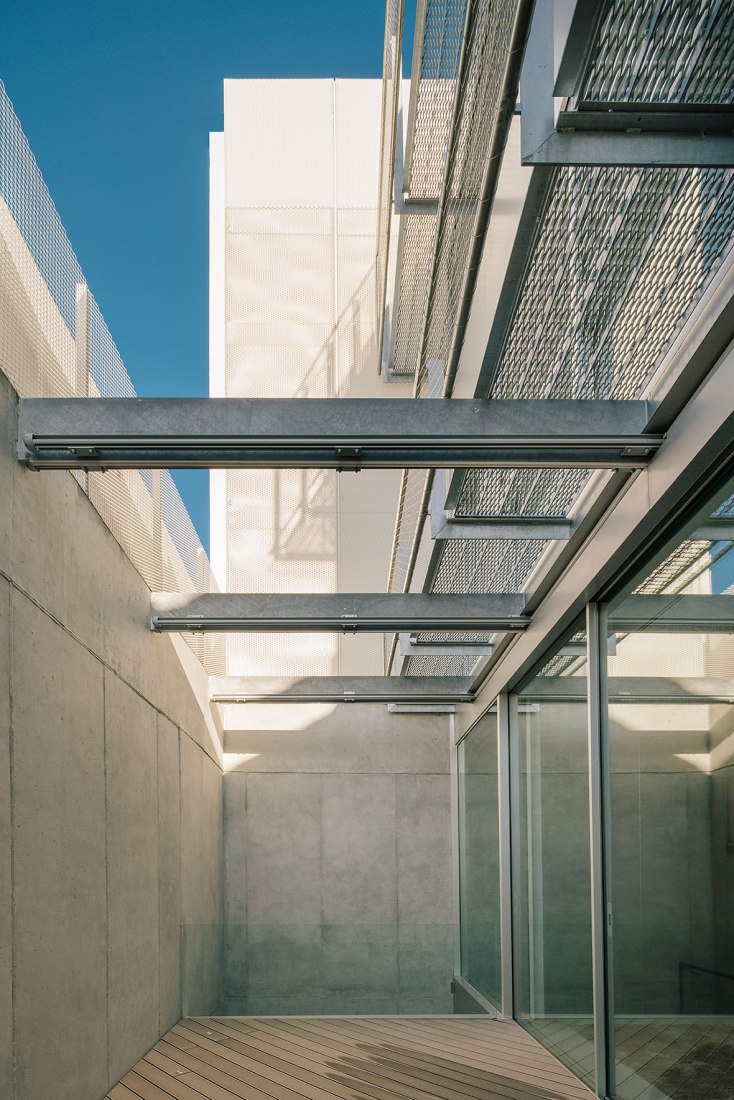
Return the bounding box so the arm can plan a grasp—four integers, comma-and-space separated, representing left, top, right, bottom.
605, 482, 734, 1100
457, 710, 501, 1007
513, 631, 596, 1090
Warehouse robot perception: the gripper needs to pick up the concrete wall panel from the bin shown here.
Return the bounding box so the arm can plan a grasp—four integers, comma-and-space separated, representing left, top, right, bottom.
322, 773, 397, 925
0, 369, 223, 1099
157, 715, 181, 1032
11, 592, 108, 1100
105, 670, 159, 1084
0, 579, 12, 1089
397, 774, 453, 926
225, 705, 450, 773
246, 773, 322, 925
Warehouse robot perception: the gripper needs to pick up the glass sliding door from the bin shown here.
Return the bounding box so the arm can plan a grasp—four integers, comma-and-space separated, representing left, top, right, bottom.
513, 626, 597, 1089
458, 710, 501, 1007
605, 482, 734, 1100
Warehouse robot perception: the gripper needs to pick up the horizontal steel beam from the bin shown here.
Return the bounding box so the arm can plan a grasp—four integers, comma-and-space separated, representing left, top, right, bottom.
610, 595, 734, 634
150, 592, 530, 633
210, 675, 475, 703
524, 130, 734, 168
692, 518, 734, 542
398, 633, 493, 657
18, 397, 662, 470
523, 676, 734, 704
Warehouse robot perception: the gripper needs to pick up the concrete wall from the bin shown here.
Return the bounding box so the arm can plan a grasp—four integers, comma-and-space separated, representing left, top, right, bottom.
0, 369, 224, 1100
223, 705, 454, 1014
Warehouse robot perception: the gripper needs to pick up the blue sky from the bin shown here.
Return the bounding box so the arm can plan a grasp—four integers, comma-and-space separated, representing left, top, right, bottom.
1, 1, 414, 551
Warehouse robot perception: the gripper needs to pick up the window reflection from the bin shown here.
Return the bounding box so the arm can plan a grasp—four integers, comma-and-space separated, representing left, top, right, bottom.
458, 710, 501, 1007
514, 627, 596, 1090
606, 486, 734, 1100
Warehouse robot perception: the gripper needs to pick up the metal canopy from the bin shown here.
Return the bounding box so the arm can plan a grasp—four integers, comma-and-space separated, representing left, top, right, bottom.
209, 675, 475, 703
610, 595, 734, 633
150, 592, 530, 633
18, 397, 662, 470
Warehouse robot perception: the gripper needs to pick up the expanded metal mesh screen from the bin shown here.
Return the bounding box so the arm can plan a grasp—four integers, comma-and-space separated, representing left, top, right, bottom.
0, 81, 222, 673
395, 2, 734, 677
406, 0, 469, 199
391, 214, 436, 374
580, 0, 734, 104
414, 0, 517, 396
388, 0, 519, 598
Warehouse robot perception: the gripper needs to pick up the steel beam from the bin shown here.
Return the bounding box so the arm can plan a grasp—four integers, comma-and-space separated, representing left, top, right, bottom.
524, 675, 734, 703
525, 129, 734, 169
609, 594, 734, 634
18, 397, 663, 470
398, 633, 493, 657
209, 675, 475, 703
692, 519, 734, 542
150, 592, 531, 633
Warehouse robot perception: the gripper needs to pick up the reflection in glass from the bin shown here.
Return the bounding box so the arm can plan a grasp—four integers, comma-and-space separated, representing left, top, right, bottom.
606, 488, 734, 1100
514, 630, 596, 1089
458, 711, 501, 1007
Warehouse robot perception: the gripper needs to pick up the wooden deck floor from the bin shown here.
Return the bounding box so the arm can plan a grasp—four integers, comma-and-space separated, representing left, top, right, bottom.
106, 1015, 597, 1100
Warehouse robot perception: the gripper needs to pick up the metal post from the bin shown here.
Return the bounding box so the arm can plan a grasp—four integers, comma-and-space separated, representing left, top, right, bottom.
450, 714, 463, 986
498, 693, 514, 1021
152, 468, 163, 591
586, 602, 613, 1099
74, 283, 90, 492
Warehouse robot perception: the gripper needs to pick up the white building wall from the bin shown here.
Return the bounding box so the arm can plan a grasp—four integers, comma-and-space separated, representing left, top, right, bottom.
211, 78, 397, 680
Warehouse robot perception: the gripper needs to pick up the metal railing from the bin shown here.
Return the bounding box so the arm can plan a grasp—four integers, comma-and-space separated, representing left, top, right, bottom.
0, 81, 223, 673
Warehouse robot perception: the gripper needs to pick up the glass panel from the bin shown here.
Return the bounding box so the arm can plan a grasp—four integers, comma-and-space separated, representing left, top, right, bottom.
606, 483, 734, 1100
514, 629, 596, 1089
458, 710, 501, 1006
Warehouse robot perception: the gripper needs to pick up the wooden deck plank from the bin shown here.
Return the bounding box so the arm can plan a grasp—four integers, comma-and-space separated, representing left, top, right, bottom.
241, 1016, 593, 1099
256, 1014, 583, 1098
109, 1016, 600, 1100
315, 1016, 594, 1095
202, 1016, 512, 1100
174, 1023, 375, 1100
160, 1034, 308, 1100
